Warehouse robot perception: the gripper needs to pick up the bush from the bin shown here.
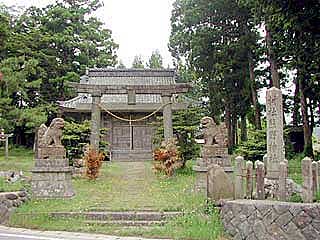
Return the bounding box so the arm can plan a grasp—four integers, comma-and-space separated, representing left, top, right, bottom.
153, 138, 183, 176
62, 120, 91, 162
62, 120, 109, 163
84, 147, 104, 180
153, 106, 203, 167
235, 128, 266, 162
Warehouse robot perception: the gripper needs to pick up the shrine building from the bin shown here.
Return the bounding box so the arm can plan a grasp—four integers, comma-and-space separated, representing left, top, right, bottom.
59, 68, 190, 161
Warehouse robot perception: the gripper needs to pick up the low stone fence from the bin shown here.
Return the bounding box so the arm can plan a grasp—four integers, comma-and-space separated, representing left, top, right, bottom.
220, 199, 320, 240
0, 191, 28, 224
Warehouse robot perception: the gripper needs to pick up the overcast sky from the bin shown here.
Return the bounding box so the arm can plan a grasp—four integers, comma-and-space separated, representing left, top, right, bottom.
0, 0, 175, 67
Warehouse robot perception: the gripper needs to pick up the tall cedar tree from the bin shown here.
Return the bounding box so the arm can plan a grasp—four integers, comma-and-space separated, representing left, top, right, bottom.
169, 0, 263, 149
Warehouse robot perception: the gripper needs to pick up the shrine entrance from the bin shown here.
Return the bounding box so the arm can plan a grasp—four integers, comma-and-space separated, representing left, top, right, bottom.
60, 69, 191, 161
108, 113, 154, 161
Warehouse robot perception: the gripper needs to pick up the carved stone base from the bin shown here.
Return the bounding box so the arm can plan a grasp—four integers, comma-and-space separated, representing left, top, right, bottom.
37, 146, 66, 159
202, 146, 232, 168
194, 156, 234, 199
193, 165, 208, 196
31, 155, 74, 198
34, 158, 69, 168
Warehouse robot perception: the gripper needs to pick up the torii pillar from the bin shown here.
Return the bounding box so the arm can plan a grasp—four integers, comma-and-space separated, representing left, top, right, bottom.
90, 91, 102, 150
162, 94, 173, 140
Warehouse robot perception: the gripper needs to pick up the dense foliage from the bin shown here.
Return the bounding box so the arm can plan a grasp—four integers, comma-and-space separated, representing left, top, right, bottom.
62, 120, 91, 161
0, 0, 118, 145
169, 0, 319, 156
153, 138, 183, 176
62, 120, 109, 163
235, 127, 266, 162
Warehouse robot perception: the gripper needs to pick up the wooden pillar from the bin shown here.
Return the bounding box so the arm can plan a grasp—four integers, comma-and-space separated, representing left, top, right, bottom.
162, 95, 173, 140
90, 92, 101, 150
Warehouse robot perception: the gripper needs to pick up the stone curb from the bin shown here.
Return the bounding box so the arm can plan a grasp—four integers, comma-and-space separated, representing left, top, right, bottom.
0, 225, 171, 240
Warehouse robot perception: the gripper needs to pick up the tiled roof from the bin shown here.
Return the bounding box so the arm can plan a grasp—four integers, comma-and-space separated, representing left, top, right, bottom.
60, 69, 177, 109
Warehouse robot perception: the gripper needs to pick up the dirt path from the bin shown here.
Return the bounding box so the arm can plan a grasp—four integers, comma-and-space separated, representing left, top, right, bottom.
89, 161, 161, 211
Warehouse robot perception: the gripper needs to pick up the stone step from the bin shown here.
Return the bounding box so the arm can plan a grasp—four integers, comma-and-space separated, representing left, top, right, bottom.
50, 211, 182, 221
84, 220, 166, 227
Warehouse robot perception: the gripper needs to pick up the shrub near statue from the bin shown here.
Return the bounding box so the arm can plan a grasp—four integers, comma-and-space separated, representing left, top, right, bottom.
31, 118, 75, 198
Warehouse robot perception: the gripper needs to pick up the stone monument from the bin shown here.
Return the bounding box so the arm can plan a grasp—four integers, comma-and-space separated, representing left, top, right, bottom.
31, 118, 75, 198
266, 87, 285, 179
193, 117, 233, 197
207, 164, 234, 201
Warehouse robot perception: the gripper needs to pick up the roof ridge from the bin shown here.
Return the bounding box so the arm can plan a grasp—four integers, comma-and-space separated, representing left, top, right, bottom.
88, 68, 176, 72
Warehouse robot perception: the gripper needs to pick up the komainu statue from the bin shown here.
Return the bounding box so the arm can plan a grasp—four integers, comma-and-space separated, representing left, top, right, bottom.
37, 118, 65, 147
200, 116, 228, 147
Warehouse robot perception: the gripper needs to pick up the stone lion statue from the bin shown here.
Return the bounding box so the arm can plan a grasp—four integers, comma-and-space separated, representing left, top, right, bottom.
200, 116, 227, 147
37, 118, 65, 147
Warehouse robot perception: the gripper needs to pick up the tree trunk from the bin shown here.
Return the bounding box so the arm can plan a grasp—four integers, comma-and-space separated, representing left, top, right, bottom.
248, 55, 262, 129
299, 76, 313, 157
292, 76, 300, 126
240, 113, 248, 142
265, 25, 280, 89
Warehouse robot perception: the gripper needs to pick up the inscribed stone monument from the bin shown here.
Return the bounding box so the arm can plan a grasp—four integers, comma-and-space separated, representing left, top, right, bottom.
266, 87, 285, 179
31, 118, 75, 198
207, 164, 234, 201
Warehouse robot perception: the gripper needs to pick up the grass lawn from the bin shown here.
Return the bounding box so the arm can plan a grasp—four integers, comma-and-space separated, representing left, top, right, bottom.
1, 147, 226, 240
0, 146, 34, 174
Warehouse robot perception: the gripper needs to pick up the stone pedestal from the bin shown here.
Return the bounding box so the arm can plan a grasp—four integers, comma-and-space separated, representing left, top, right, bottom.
193, 165, 208, 195
193, 145, 234, 198
202, 145, 233, 175
31, 147, 75, 198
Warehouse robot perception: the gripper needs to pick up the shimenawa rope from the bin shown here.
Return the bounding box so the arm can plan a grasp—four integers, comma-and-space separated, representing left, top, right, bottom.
97, 102, 171, 123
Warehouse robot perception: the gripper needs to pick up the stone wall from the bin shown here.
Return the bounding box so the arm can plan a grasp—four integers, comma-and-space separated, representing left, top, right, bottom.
0, 191, 28, 224
221, 199, 320, 240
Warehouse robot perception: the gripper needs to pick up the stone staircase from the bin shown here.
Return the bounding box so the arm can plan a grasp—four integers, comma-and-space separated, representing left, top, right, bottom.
50, 210, 182, 227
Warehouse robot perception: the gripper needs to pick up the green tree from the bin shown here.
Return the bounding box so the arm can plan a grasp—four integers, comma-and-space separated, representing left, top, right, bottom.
0, 0, 118, 145
147, 50, 163, 69
169, 0, 263, 149
132, 55, 144, 69
240, 0, 320, 156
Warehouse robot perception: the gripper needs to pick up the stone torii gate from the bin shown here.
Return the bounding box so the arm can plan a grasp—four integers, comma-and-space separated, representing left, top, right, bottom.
68, 82, 191, 150
0, 129, 13, 161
